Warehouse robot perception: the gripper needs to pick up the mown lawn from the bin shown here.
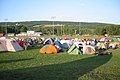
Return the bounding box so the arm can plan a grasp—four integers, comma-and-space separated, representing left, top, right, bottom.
0, 47, 120, 80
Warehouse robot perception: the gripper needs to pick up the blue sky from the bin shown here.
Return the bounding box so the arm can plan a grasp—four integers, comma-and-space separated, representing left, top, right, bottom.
0, 0, 120, 24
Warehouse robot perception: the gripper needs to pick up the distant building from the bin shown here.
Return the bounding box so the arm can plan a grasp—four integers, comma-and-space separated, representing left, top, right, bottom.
27, 31, 35, 36
16, 32, 27, 36
15, 31, 42, 36
8, 33, 15, 36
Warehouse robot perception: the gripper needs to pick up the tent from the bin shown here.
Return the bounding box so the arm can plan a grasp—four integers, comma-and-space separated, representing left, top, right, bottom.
0, 40, 7, 51
111, 37, 120, 48
68, 44, 81, 55
6, 39, 23, 52
60, 40, 73, 46
99, 38, 106, 42
62, 37, 69, 40
114, 42, 120, 48
62, 43, 71, 52
84, 45, 95, 54
97, 42, 107, 50
43, 38, 54, 44
54, 41, 63, 51
68, 43, 95, 55
89, 38, 97, 46
40, 44, 58, 54
54, 41, 63, 49
0, 39, 23, 52
112, 38, 119, 42
109, 43, 116, 48
118, 38, 120, 42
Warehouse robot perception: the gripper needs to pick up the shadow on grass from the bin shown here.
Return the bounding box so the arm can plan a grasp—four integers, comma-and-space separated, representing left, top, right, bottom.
0, 58, 34, 64
0, 55, 112, 80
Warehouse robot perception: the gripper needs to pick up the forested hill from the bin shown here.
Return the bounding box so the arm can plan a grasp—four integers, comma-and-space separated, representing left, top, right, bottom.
0, 21, 114, 28
0, 21, 120, 35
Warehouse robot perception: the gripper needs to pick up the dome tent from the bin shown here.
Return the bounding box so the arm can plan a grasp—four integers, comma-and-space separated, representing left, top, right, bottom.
40, 44, 58, 54
0, 38, 23, 52
68, 44, 81, 55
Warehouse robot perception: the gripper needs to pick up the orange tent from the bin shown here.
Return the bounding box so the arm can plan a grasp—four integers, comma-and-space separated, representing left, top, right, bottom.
40, 44, 58, 54
114, 42, 120, 48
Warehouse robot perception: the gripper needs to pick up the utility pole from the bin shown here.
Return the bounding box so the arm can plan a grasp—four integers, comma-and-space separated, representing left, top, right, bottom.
68, 25, 70, 35
5, 19, 8, 37
15, 23, 18, 36
61, 25, 62, 35
63, 25, 64, 35
51, 16, 55, 35
79, 22, 80, 35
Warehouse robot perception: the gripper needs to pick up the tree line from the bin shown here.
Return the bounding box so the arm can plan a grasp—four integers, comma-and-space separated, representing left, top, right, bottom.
0, 24, 120, 36
33, 24, 120, 36
0, 24, 27, 35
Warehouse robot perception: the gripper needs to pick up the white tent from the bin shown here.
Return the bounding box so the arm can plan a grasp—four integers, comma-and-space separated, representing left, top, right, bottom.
73, 42, 86, 54
100, 38, 106, 42
109, 43, 116, 48
60, 40, 73, 47
84, 45, 95, 54
0, 38, 23, 52
0, 40, 7, 51
74, 42, 95, 54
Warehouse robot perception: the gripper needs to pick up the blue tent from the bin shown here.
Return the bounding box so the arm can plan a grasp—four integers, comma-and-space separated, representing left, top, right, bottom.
54, 41, 63, 49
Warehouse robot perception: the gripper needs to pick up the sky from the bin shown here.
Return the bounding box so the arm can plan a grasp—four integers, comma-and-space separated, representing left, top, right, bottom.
0, 0, 120, 24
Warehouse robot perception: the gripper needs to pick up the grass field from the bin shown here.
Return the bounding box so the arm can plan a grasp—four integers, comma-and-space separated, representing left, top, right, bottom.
0, 46, 120, 80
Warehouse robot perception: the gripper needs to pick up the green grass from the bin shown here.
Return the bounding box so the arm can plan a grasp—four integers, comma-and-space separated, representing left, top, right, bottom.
0, 47, 120, 80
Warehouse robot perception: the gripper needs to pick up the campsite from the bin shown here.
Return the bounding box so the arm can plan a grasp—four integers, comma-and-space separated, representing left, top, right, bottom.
0, 22, 120, 80
0, 35, 120, 80
0, 0, 120, 80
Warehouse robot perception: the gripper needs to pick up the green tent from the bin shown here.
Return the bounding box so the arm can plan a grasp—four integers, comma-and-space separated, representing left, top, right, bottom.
112, 38, 119, 42
68, 44, 81, 55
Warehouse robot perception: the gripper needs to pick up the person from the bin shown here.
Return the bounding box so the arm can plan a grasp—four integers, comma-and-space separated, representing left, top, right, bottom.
23, 39, 28, 50
28, 38, 33, 46
18, 39, 24, 48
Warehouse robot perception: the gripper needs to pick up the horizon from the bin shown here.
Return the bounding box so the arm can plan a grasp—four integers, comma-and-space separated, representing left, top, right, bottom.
0, 20, 118, 25
0, 0, 120, 24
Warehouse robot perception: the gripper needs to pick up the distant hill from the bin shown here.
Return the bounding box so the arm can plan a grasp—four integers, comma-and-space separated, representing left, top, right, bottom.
0, 21, 114, 28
